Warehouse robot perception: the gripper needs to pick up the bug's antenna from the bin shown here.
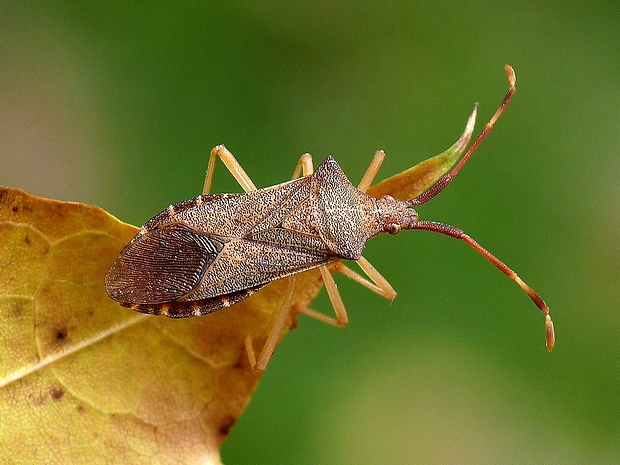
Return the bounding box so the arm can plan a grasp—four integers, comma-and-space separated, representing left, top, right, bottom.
407, 65, 555, 351
412, 221, 554, 351
410, 65, 517, 206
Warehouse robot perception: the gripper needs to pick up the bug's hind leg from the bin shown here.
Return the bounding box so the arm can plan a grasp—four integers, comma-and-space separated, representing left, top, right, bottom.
203, 144, 257, 194
245, 277, 296, 371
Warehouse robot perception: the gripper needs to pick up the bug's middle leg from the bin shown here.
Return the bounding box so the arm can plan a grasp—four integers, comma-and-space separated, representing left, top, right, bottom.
203, 144, 257, 194
290, 152, 314, 180
298, 150, 397, 325
298, 257, 397, 327
298, 266, 350, 327
288, 153, 352, 327
292, 151, 397, 328
333, 256, 397, 300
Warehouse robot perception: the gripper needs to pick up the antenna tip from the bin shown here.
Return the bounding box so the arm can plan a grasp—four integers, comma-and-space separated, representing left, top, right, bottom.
545, 314, 555, 351
504, 65, 516, 87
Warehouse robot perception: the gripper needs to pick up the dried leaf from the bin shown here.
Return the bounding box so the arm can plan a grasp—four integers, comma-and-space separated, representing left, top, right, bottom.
0, 119, 469, 463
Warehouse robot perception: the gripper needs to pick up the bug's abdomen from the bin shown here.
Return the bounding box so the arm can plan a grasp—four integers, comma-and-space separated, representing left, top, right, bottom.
105, 223, 224, 305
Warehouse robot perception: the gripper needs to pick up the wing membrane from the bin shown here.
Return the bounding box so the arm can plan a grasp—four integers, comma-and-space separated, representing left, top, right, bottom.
105, 223, 224, 304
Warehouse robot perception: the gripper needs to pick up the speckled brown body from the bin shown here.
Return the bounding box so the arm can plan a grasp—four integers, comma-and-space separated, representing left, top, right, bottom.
105, 156, 418, 317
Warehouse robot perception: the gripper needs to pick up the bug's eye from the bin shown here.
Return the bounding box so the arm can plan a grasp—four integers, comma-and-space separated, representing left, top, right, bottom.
386, 223, 401, 235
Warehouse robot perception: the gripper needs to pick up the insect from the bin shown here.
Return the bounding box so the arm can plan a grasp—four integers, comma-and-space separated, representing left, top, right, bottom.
105, 65, 554, 371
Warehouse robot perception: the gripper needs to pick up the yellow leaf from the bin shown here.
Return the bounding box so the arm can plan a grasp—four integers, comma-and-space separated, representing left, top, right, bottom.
0, 121, 466, 462
0, 181, 342, 463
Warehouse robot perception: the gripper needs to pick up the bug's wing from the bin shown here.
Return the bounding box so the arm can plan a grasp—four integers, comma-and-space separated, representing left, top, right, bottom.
181, 226, 336, 301
106, 173, 337, 307
105, 222, 226, 305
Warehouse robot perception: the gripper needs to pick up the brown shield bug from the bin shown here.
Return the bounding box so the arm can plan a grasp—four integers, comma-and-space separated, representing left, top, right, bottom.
105, 65, 554, 371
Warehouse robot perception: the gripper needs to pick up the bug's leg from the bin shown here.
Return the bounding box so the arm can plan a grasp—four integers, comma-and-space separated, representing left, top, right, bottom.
203, 144, 257, 194
291, 152, 351, 327
291, 153, 314, 180
357, 150, 386, 193
320, 149, 393, 300
245, 276, 297, 371
333, 256, 397, 300
305, 150, 395, 318
299, 266, 350, 327
243, 152, 318, 369
244, 334, 257, 370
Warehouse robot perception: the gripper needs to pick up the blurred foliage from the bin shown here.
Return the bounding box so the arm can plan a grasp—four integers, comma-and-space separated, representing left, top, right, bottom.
1, 1, 618, 464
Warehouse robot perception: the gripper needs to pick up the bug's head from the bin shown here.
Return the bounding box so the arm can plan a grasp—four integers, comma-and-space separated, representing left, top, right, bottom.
376, 194, 419, 235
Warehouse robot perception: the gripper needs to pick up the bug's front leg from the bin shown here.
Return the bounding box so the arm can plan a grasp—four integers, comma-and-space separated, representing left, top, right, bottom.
357, 150, 386, 193
289, 154, 353, 328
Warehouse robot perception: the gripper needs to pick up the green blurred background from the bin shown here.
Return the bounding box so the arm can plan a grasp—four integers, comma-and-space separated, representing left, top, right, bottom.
1, 2, 618, 464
